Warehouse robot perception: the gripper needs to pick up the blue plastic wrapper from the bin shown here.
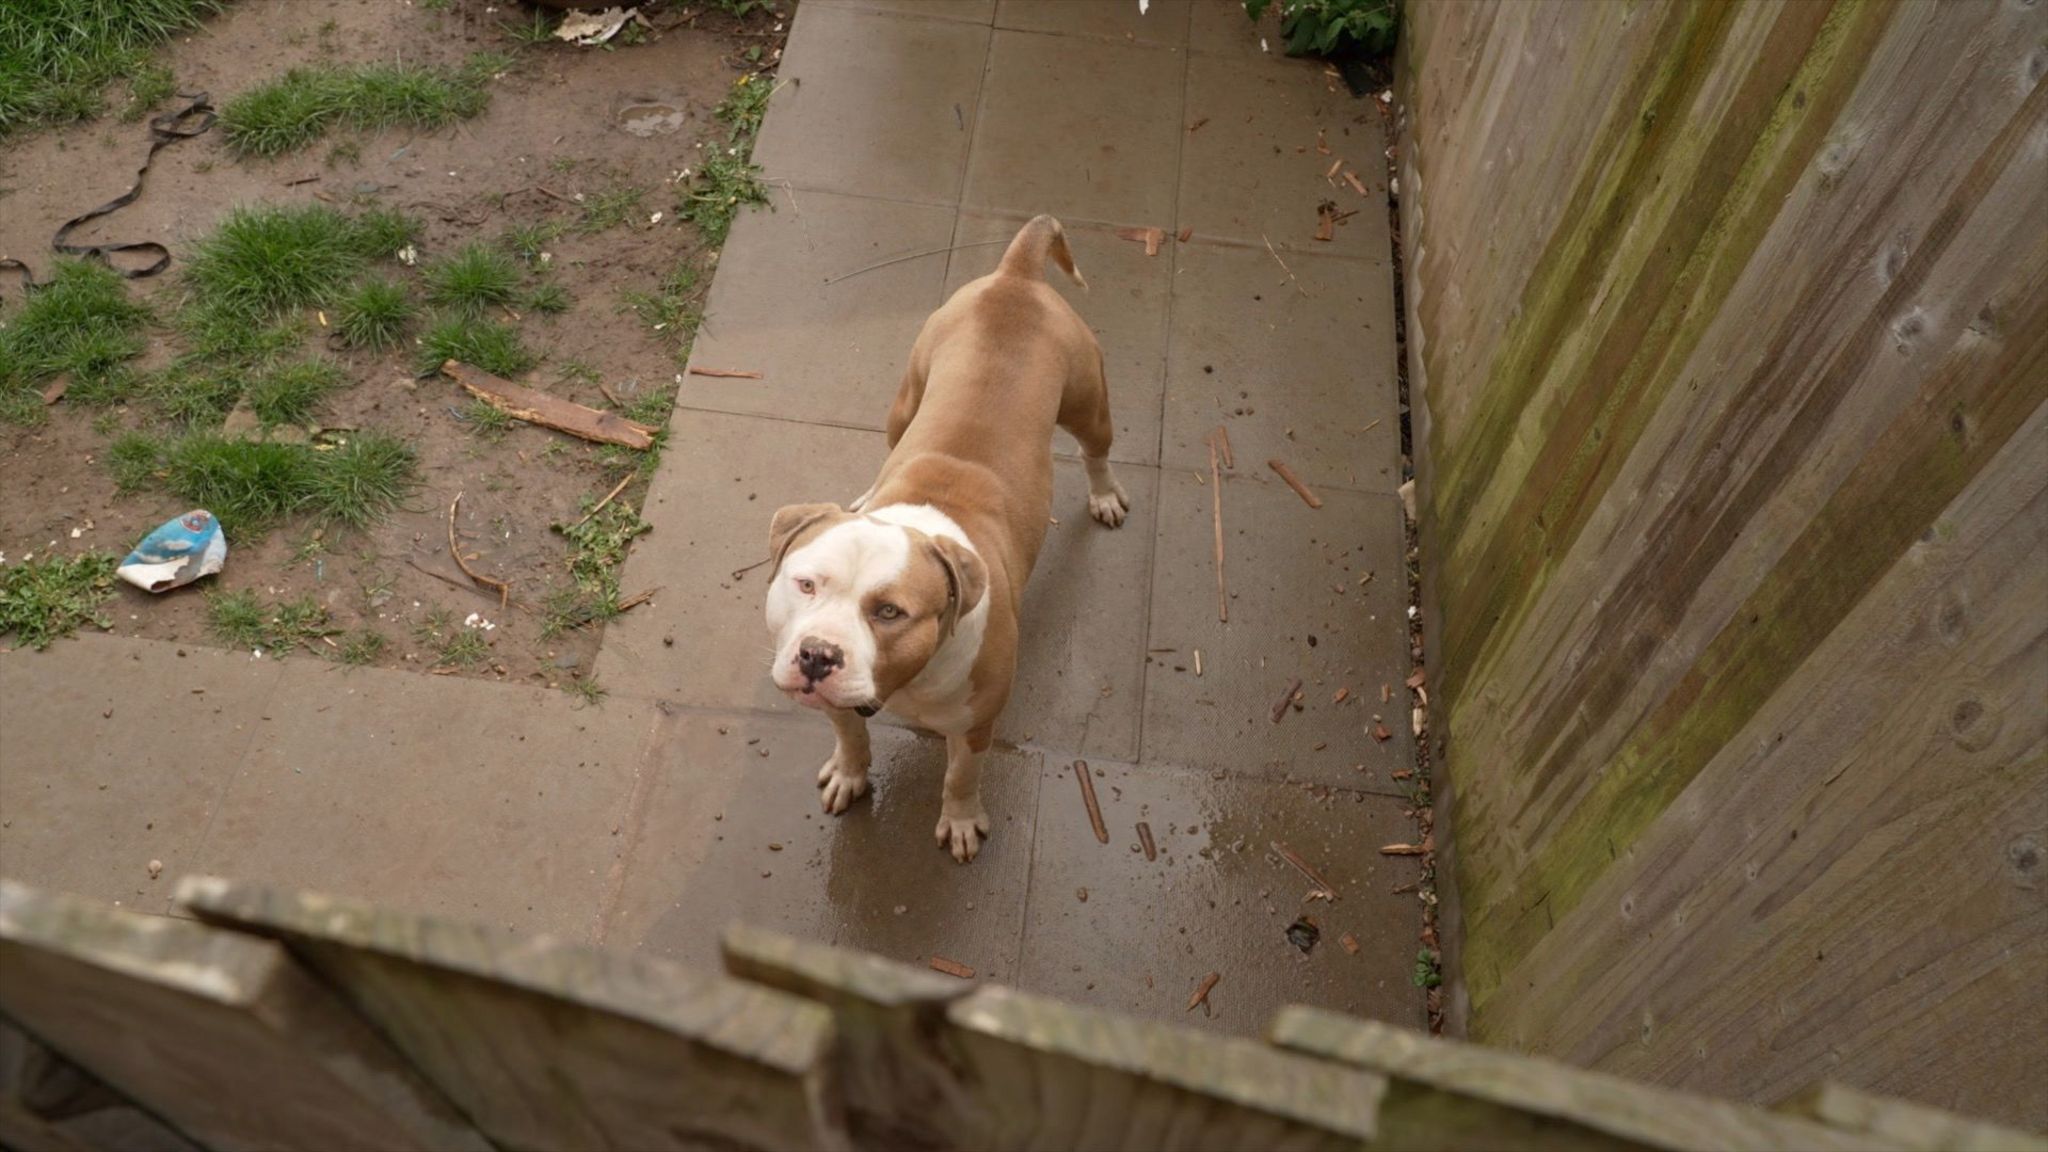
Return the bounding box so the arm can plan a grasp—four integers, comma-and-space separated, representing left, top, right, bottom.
117, 510, 227, 593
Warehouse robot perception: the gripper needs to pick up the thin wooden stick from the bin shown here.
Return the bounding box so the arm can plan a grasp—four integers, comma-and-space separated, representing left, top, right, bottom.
573, 474, 634, 528
447, 492, 510, 611
615, 586, 662, 613
731, 556, 773, 581
688, 367, 763, 379
1262, 233, 1308, 297
1186, 972, 1221, 1013
1271, 840, 1338, 901
1214, 424, 1235, 469
1268, 458, 1324, 509
1209, 437, 1228, 623
822, 238, 1008, 286
1074, 760, 1108, 844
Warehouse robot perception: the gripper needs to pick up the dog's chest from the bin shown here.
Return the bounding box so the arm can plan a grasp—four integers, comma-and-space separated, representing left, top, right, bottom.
884, 669, 975, 735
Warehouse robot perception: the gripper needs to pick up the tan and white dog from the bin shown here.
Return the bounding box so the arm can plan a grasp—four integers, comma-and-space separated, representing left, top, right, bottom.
764, 215, 1127, 862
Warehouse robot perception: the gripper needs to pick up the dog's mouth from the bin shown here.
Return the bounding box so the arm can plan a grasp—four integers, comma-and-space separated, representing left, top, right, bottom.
790, 681, 882, 718
854, 703, 879, 718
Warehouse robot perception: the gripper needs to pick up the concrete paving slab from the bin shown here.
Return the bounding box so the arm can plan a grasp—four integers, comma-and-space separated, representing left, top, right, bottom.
944, 211, 1171, 466
186, 661, 655, 941
998, 459, 1158, 762
1160, 240, 1399, 493
751, 4, 989, 204
996, 0, 1193, 45
809, 0, 995, 26
962, 30, 1186, 227
1017, 758, 1425, 1034
1188, 0, 1295, 60
1139, 471, 1412, 790
603, 710, 1041, 979
677, 191, 954, 431
595, 410, 886, 706
0, 636, 280, 912
1180, 54, 1390, 256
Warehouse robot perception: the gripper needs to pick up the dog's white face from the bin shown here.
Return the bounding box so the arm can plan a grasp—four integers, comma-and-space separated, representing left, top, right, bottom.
764, 503, 987, 715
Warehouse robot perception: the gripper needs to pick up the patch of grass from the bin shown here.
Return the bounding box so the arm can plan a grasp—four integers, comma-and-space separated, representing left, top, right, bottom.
600, 388, 673, 480
500, 220, 562, 263
155, 431, 416, 535
621, 262, 702, 347
417, 314, 534, 377
206, 588, 333, 653
549, 498, 650, 632
0, 0, 221, 137
107, 432, 164, 490
180, 312, 305, 368
714, 70, 774, 141
565, 676, 606, 705
424, 242, 521, 315
121, 62, 176, 121
0, 552, 118, 650
459, 398, 514, 438
578, 183, 644, 234
540, 585, 609, 637
0, 259, 152, 422
143, 366, 244, 425
220, 54, 506, 158
437, 628, 490, 669
334, 277, 413, 351
336, 628, 386, 665
676, 151, 767, 247
324, 138, 362, 168
184, 203, 419, 325
502, 9, 556, 46
246, 359, 343, 426
523, 280, 572, 315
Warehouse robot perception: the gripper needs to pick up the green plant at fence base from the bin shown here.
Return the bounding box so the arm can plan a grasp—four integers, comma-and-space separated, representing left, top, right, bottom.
1411, 947, 1442, 989
1245, 0, 1398, 58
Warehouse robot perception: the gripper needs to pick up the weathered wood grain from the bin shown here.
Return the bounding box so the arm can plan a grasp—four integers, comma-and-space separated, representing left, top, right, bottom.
0, 880, 486, 1152
1776, 1082, 2048, 1152
1270, 1007, 1901, 1152
1398, 0, 2048, 1129
0, 1018, 199, 1152
726, 925, 1382, 1150
179, 876, 849, 1152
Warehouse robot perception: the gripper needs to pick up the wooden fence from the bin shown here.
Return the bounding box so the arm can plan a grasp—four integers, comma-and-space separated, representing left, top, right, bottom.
1394, 0, 2048, 1130
2, 877, 2042, 1151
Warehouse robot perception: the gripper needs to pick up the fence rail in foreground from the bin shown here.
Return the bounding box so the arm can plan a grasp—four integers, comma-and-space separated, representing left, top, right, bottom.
1, 877, 2039, 1152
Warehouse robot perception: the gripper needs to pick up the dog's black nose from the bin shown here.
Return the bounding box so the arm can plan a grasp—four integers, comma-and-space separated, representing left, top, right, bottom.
797, 636, 844, 682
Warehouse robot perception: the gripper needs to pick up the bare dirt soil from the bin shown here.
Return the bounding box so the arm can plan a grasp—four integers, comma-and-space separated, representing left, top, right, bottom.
0, 0, 787, 693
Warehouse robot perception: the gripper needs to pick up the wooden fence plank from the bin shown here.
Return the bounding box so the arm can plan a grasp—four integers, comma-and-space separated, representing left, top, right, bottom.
0, 880, 487, 1152
726, 925, 1382, 1150
179, 875, 848, 1152
1270, 1006, 1903, 1152
1776, 1082, 2048, 1152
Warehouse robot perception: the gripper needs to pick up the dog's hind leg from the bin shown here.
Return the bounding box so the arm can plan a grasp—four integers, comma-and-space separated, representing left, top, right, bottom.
1059, 346, 1129, 528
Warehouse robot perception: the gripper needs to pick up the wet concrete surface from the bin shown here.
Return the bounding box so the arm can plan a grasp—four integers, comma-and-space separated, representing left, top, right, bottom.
1, 0, 1419, 1036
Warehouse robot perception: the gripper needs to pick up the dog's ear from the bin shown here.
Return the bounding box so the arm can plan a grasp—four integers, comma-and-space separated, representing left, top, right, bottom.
768, 503, 845, 577
926, 535, 988, 641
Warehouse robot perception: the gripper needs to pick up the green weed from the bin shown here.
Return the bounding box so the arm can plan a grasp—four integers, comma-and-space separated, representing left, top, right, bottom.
246, 358, 343, 426
184, 203, 419, 324
121, 63, 176, 121
0, 259, 152, 422
500, 220, 562, 263
417, 315, 534, 377
424, 242, 521, 316
155, 431, 416, 534
0, 552, 118, 649
460, 398, 514, 438
578, 183, 644, 234
336, 628, 385, 665
565, 676, 607, 705
220, 54, 506, 158
676, 150, 766, 247
0, 0, 221, 136
334, 277, 413, 351
206, 588, 333, 653
522, 280, 571, 315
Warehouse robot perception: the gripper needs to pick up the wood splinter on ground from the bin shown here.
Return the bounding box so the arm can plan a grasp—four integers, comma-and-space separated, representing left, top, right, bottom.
443, 361, 657, 449
687, 367, 763, 379
1115, 226, 1165, 256
1270, 677, 1304, 724
1073, 760, 1108, 844
1213, 424, 1235, 469
928, 955, 975, 980
1272, 840, 1338, 901
1186, 971, 1221, 1013
1343, 170, 1370, 196
1340, 933, 1360, 955
1136, 821, 1157, 861
1208, 435, 1228, 623
1380, 835, 1432, 856
1268, 458, 1323, 508
447, 492, 510, 610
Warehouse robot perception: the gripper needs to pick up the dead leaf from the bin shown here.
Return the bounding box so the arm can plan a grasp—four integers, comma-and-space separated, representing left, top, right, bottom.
1406, 669, 1427, 689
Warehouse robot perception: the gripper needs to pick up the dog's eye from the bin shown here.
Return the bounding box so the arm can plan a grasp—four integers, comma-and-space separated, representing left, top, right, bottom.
874, 603, 902, 621
796, 577, 816, 595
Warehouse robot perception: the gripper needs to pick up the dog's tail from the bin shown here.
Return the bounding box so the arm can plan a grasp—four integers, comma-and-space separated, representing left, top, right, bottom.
996, 214, 1086, 290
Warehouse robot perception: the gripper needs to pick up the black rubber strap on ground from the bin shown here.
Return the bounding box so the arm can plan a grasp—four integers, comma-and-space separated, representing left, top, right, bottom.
7, 92, 218, 295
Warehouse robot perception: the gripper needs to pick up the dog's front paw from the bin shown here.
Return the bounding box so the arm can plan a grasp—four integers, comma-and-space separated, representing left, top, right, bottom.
817, 755, 871, 815
1088, 483, 1130, 529
934, 800, 990, 863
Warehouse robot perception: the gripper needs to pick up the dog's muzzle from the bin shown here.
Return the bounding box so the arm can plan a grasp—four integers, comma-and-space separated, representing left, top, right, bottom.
854, 703, 879, 718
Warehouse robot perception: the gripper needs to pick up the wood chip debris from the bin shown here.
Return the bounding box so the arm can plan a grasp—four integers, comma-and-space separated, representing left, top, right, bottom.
1340, 933, 1360, 955
1208, 436, 1228, 622
928, 955, 976, 980
1343, 170, 1369, 196
1332, 686, 1350, 704
1324, 157, 1343, 180
1381, 683, 1391, 703
444, 361, 656, 449
1188, 116, 1210, 133
1379, 835, 1433, 856
1194, 649, 1203, 677
1272, 840, 1337, 901
1074, 759, 1108, 844
1268, 458, 1323, 508
1177, 226, 1193, 242
1315, 128, 1330, 155
1214, 424, 1235, 470
1137, 821, 1157, 861
1270, 677, 1304, 724
1186, 971, 1221, 1013
1115, 226, 1165, 256
1315, 201, 1337, 242
1406, 669, 1428, 689
1372, 722, 1393, 742
688, 367, 764, 379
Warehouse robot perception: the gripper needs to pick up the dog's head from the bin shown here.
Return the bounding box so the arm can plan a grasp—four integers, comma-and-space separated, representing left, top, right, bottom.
763, 503, 988, 715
